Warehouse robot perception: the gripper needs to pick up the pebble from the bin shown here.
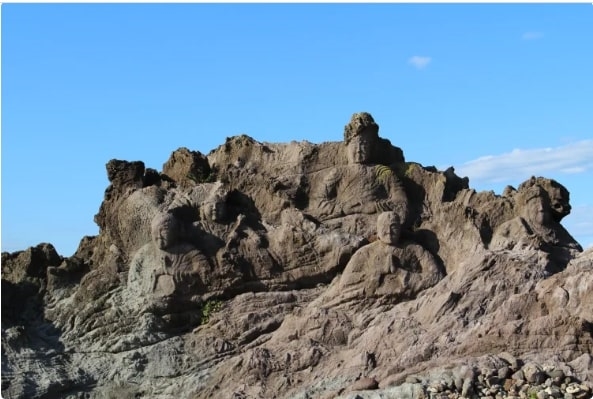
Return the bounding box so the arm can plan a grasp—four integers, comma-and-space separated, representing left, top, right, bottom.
383, 359, 592, 399
499, 366, 512, 379
512, 370, 525, 381
548, 370, 565, 381
565, 384, 581, 394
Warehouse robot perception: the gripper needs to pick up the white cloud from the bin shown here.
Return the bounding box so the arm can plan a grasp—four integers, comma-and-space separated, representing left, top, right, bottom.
522, 31, 544, 40
408, 56, 431, 69
455, 140, 593, 184
560, 167, 586, 174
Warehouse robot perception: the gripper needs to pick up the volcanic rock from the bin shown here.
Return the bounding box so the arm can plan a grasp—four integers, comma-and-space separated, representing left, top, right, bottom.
1, 112, 590, 399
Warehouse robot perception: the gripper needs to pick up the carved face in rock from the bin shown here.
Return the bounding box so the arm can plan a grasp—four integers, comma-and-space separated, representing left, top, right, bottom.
147, 247, 207, 330
201, 199, 227, 223
519, 178, 572, 223
545, 184, 571, 223
347, 134, 376, 164
377, 211, 402, 245
521, 189, 552, 226
151, 213, 181, 250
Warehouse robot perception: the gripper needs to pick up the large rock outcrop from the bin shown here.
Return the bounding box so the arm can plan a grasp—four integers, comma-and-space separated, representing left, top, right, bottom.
2, 112, 590, 399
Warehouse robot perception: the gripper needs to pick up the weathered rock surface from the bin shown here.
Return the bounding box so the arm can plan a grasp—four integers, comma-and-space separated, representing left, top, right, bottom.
2, 112, 590, 399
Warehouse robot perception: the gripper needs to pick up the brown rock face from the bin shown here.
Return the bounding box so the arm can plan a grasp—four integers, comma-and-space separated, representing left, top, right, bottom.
162, 147, 212, 189
105, 159, 145, 188
2, 243, 62, 321
1, 113, 589, 399
1, 243, 62, 283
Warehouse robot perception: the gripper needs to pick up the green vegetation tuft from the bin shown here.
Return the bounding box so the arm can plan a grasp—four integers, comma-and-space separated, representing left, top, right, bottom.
186, 171, 216, 184
200, 299, 223, 324
186, 172, 199, 183
374, 165, 394, 184
393, 162, 421, 180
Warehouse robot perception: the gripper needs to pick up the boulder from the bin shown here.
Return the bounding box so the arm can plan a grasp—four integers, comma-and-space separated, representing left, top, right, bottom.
162, 147, 212, 188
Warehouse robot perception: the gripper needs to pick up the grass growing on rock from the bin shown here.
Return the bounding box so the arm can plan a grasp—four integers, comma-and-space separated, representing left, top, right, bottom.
374, 165, 394, 184
200, 299, 223, 324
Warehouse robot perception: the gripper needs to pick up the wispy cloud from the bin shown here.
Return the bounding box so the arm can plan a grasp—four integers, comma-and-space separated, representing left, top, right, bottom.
455, 140, 593, 184
522, 31, 544, 40
408, 56, 431, 69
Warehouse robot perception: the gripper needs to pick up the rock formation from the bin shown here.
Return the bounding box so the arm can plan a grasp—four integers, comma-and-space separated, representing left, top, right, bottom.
2, 112, 591, 399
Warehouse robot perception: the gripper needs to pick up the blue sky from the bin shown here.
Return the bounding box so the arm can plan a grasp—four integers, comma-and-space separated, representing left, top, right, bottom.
2, 4, 592, 256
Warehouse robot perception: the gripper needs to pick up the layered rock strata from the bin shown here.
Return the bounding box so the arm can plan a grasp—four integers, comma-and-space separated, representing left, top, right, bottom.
2, 113, 589, 399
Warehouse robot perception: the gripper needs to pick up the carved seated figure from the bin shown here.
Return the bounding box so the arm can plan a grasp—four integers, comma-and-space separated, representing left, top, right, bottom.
127, 212, 211, 316
518, 176, 572, 224
307, 113, 409, 235
490, 181, 582, 255
329, 211, 444, 304
199, 187, 228, 224
169, 181, 229, 225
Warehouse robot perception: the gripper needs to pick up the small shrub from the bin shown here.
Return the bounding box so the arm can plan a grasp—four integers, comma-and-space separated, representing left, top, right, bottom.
374, 165, 394, 184
186, 170, 216, 184
200, 300, 223, 324
393, 162, 420, 179
186, 172, 199, 183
